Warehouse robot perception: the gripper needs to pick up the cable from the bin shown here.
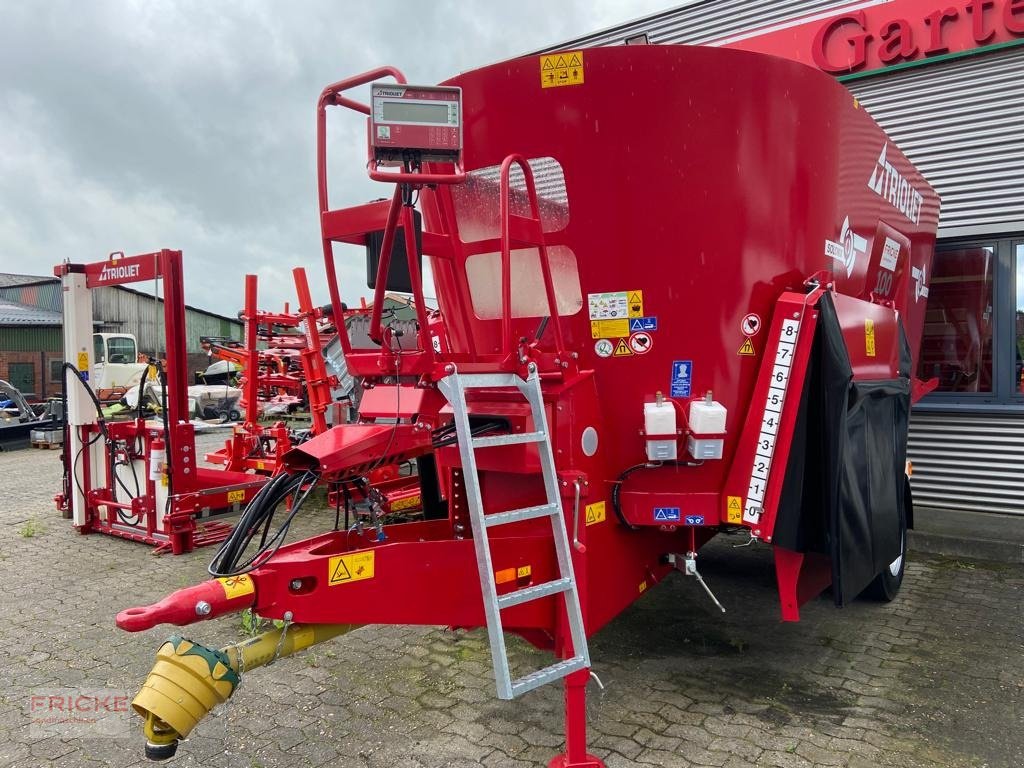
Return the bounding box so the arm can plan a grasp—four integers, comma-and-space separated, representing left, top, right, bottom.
611, 459, 704, 530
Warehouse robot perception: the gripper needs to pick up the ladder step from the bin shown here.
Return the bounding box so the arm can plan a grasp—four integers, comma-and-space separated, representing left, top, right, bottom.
510, 656, 589, 698
473, 431, 546, 448
497, 577, 572, 609
459, 373, 521, 389
484, 503, 559, 528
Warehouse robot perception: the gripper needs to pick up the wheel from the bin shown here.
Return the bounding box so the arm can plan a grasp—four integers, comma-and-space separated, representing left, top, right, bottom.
861, 478, 911, 602
228, 409, 241, 421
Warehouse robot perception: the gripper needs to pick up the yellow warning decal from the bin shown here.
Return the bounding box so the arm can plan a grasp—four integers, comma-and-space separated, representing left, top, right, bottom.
328, 551, 375, 586
627, 291, 644, 318
227, 489, 245, 504
738, 338, 756, 356
496, 565, 532, 584
390, 494, 422, 512
517, 565, 532, 579
585, 501, 606, 526
77, 351, 89, 371
540, 50, 584, 88
865, 318, 876, 357
613, 338, 633, 357
726, 496, 743, 524
591, 319, 630, 339
638, 580, 648, 594
217, 574, 255, 600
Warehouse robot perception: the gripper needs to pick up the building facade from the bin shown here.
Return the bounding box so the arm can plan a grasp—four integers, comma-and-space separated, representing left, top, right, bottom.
547, 0, 1024, 517
0, 273, 242, 399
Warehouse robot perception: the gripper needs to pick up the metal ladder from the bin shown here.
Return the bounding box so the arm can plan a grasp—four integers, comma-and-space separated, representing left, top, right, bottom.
437, 364, 590, 700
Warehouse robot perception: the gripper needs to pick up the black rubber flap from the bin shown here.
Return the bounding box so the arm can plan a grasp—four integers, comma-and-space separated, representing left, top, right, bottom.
774, 292, 911, 605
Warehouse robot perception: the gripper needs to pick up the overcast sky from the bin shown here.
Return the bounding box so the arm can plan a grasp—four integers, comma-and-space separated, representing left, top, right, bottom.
0, 0, 671, 316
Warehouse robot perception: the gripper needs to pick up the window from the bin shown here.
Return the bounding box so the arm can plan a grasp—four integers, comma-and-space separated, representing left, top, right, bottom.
917, 245, 994, 393
465, 245, 584, 320
93, 335, 105, 364
106, 336, 137, 364
1016, 244, 1024, 395
48, 359, 63, 383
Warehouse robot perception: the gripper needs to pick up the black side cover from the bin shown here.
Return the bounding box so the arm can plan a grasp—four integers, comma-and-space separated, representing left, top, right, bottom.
774, 293, 912, 605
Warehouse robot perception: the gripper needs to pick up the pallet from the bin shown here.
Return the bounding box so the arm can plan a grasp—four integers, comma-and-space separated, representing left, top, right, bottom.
31, 441, 62, 450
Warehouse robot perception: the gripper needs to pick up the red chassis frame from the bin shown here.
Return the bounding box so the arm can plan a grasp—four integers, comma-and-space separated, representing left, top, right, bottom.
55, 250, 267, 554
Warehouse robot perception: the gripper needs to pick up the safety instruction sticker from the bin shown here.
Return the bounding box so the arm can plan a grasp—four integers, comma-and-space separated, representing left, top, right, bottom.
391, 494, 422, 512
670, 360, 692, 398
627, 291, 644, 317
226, 489, 245, 504
630, 316, 657, 332
540, 51, 584, 88
613, 339, 632, 357
588, 291, 629, 320
76, 351, 89, 371
585, 501, 606, 526
495, 564, 532, 584
654, 507, 681, 522
738, 338, 756, 356
726, 496, 743, 524
591, 318, 630, 339
217, 574, 254, 600
865, 318, 876, 357
741, 313, 762, 336
594, 339, 614, 358
684, 515, 705, 526
628, 332, 652, 354
328, 551, 375, 586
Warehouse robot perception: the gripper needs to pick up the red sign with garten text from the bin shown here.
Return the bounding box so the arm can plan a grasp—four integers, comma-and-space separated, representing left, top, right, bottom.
717, 0, 1024, 75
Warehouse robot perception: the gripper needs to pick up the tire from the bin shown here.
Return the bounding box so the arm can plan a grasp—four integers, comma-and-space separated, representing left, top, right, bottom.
862, 478, 911, 602
228, 409, 241, 421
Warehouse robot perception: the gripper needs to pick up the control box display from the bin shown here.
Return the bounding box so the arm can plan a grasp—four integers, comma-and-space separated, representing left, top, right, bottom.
370, 83, 461, 164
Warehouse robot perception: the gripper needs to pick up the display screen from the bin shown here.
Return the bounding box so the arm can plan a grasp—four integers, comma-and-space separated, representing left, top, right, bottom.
381, 100, 451, 124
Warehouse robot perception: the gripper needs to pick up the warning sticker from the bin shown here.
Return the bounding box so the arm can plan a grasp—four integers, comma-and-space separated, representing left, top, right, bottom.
726, 496, 743, 524
627, 291, 644, 318
226, 489, 245, 504
496, 564, 533, 585
865, 318, 876, 357
613, 338, 632, 357
738, 338, 756, 356
628, 332, 653, 354
391, 495, 422, 512
630, 316, 657, 332
328, 551, 375, 586
588, 291, 628, 320
591, 318, 630, 339
585, 501, 606, 526
77, 351, 89, 371
594, 339, 614, 358
741, 313, 762, 336
540, 51, 584, 88
653, 507, 681, 522
217, 574, 254, 600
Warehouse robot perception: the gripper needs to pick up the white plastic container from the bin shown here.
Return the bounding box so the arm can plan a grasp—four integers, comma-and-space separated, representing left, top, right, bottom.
644, 397, 677, 461
689, 399, 727, 434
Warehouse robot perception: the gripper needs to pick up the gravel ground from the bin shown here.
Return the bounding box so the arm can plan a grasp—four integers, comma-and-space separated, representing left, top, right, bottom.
0, 433, 1021, 768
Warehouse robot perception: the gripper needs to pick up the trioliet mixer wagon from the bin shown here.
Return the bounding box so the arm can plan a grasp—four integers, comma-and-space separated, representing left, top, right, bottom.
115, 45, 938, 767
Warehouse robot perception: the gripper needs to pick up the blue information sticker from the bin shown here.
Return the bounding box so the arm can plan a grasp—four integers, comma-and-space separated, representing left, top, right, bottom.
653, 507, 681, 522
684, 515, 705, 526
629, 316, 658, 332
670, 360, 692, 398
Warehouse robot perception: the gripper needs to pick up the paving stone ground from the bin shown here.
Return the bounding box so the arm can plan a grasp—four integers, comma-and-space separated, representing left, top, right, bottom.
0, 434, 1021, 768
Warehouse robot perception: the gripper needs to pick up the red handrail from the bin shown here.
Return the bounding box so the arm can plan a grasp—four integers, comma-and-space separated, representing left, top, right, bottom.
498, 155, 567, 358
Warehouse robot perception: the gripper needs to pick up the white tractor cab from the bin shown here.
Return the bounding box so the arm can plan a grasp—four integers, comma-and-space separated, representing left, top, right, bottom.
92, 333, 148, 398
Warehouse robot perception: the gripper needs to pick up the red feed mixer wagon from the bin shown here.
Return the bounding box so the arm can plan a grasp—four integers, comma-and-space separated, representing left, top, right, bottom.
116, 45, 938, 766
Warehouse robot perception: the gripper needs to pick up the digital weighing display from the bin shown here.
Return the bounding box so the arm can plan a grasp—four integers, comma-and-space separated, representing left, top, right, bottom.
370, 83, 462, 164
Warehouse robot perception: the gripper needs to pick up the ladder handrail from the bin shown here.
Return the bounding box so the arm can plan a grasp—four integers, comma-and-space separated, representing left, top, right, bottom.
498, 155, 568, 359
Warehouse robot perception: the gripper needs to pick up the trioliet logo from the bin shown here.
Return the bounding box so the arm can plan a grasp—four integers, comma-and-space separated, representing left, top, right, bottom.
97, 262, 141, 283
867, 143, 925, 225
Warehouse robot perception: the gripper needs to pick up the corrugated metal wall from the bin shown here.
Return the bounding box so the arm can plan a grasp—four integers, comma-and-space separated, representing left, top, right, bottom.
0, 327, 63, 352
908, 412, 1024, 515
539, 0, 853, 50
847, 46, 1024, 236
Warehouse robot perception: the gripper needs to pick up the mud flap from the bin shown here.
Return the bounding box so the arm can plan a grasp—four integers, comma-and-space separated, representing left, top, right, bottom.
774, 293, 911, 606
